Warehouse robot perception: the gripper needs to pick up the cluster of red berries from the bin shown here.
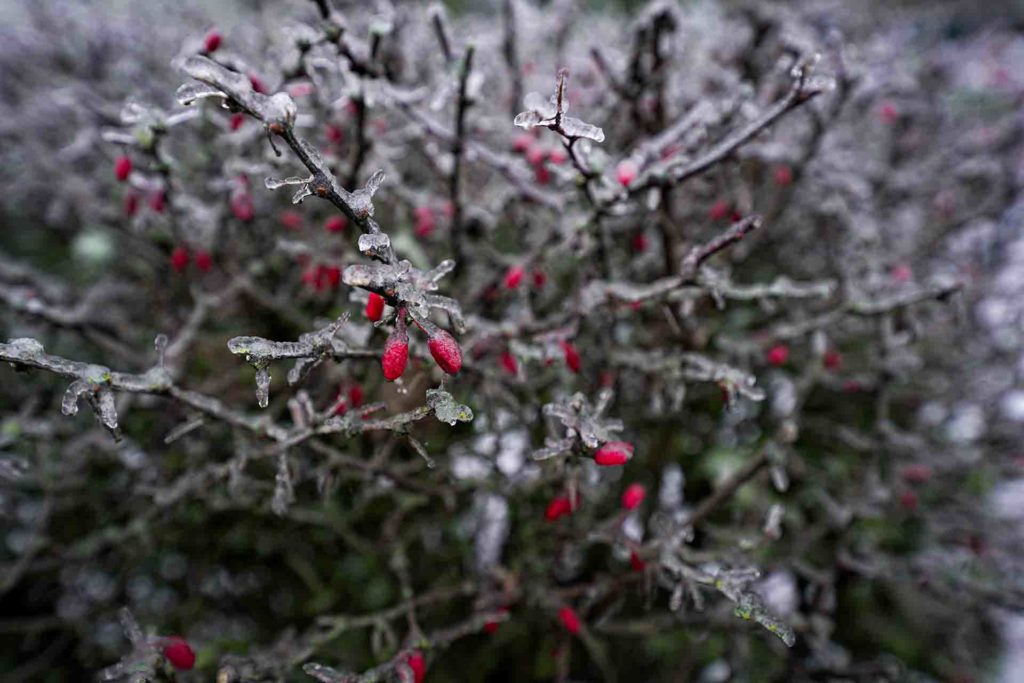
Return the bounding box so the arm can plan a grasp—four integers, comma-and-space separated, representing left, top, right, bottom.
170, 247, 212, 274
380, 307, 462, 381
511, 131, 566, 185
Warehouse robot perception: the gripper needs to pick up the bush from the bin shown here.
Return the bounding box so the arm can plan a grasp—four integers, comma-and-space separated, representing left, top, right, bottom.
1, 1, 1022, 681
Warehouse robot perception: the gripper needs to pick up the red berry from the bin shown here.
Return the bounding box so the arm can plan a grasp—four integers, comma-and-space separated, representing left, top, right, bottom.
365, 293, 385, 322
324, 265, 341, 289
559, 341, 580, 373
544, 495, 572, 521
879, 101, 898, 125
766, 344, 789, 367
325, 215, 347, 233
899, 490, 918, 512
629, 551, 646, 572
348, 383, 364, 408
532, 270, 546, 288
148, 190, 166, 213
526, 146, 547, 166
503, 264, 525, 290
194, 250, 212, 273
229, 113, 245, 131
414, 206, 436, 238
594, 441, 634, 467
203, 31, 221, 53
170, 247, 189, 273
162, 637, 195, 671
621, 483, 646, 510
279, 211, 303, 231
123, 193, 139, 217
325, 124, 344, 144
114, 155, 132, 182
891, 263, 912, 283
558, 606, 581, 635
406, 652, 426, 683
773, 165, 793, 186
709, 200, 730, 221
500, 351, 518, 376
249, 74, 267, 94
631, 232, 648, 253
230, 193, 254, 222
901, 464, 934, 485
548, 148, 567, 165
823, 349, 842, 370
381, 317, 409, 382
616, 160, 637, 188
512, 134, 533, 153
483, 606, 509, 635
427, 328, 462, 375
534, 164, 551, 185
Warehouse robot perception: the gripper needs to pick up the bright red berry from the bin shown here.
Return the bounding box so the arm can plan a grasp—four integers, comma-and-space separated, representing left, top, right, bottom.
616, 160, 637, 188
279, 211, 303, 231
170, 247, 189, 273
709, 200, 730, 221
114, 155, 132, 182
773, 165, 793, 186
162, 637, 195, 671
503, 264, 525, 290
325, 216, 347, 233
901, 464, 934, 485
629, 551, 646, 572
427, 328, 462, 375
381, 316, 409, 382
823, 349, 842, 370
594, 441, 634, 467
559, 341, 580, 373
766, 344, 789, 367
558, 606, 581, 635
324, 265, 341, 289
365, 293, 385, 322
203, 30, 221, 53
500, 351, 518, 376
545, 495, 572, 521
621, 483, 646, 510
194, 250, 212, 273
406, 652, 426, 683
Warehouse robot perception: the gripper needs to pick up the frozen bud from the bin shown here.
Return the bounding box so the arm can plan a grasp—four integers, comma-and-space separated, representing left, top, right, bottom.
114, 155, 132, 182
170, 247, 189, 274
503, 264, 525, 290
594, 441, 634, 466
766, 344, 789, 367
203, 30, 222, 53
428, 328, 462, 375
365, 293, 385, 322
621, 483, 646, 510
558, 606, 581, 635
381, 315, 409, 381
559, 340, 580, 373
162, 637, 195, 671
616, 160, 638, 188
194, 250, 212, 273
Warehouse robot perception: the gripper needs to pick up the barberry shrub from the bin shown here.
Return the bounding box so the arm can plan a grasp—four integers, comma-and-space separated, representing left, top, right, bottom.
1, 1, 1022, 682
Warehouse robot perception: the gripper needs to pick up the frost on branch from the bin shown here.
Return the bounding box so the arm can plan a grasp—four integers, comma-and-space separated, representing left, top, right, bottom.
343, 258, 464, 334
514, 69, 605, 143
426, 388, 473, 426
177, 55, 297, 128
96, 608, 158, 683
534, 389, 624, 460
